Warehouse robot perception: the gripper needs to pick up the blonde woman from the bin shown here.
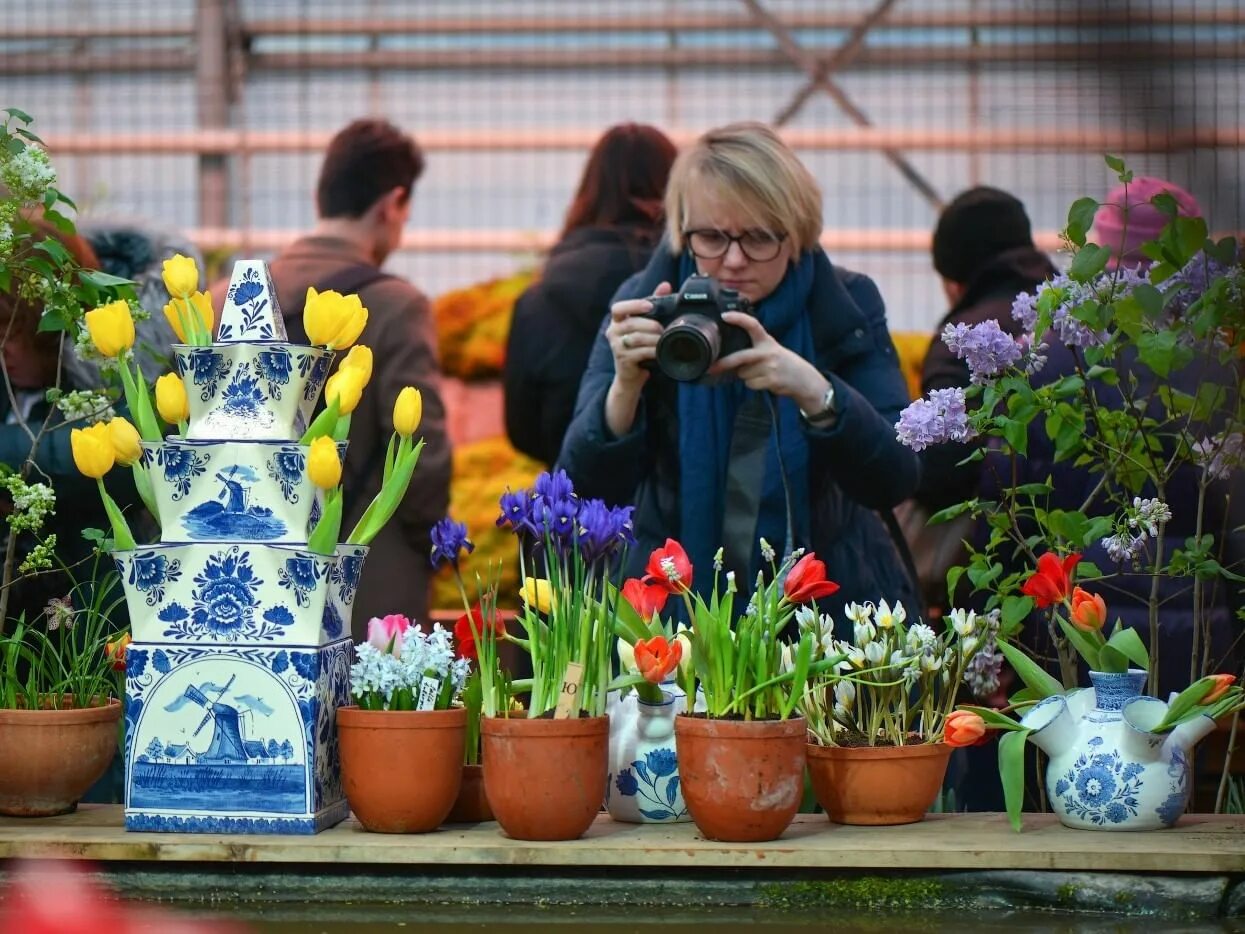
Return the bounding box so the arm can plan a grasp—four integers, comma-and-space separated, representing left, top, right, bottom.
558, 122, 919, 614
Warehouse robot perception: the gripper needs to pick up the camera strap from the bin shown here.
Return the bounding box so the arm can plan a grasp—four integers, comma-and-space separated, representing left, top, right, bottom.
721, 393, 796, 579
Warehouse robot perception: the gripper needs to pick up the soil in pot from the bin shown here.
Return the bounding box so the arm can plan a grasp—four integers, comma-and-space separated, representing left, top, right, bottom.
337, 706, 467, 833
806, 740, 952, 825
481, 714, 608, 841
0, 697, 122, 817
445, 763, 493, 823
673, 714, 806, 843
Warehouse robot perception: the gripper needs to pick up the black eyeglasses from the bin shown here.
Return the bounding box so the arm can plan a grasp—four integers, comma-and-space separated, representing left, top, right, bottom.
683, 228, 787, 262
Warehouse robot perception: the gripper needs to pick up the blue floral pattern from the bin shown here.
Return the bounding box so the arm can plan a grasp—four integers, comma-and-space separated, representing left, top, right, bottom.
184, 349, 232, 400
125, 551, 183, 605
254, 350, 292, 400
297, 353, 331, 403
1053, 736, 1144, 826
278, 555, 323, 608
220, 363, 267, 419
1155, 746, 1190, 827
331, 551, 366, 605
266, 448, 306, 504
190, 547, 263, 639
614, 747, 685, 821
222, 267, 272, 340
156, 446, 210, 499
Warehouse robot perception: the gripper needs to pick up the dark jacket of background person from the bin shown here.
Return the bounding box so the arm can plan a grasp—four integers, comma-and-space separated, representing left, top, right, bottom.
558, 245, 921, 617
504, 223, 659, 464
916, 246, 1057, 513
210, 236, 452, 634
505, 122, 677, 466
982, 340, 1244, 700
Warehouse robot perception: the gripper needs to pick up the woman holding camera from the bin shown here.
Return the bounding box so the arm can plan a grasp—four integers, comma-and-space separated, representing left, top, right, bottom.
558, 122, 920, 612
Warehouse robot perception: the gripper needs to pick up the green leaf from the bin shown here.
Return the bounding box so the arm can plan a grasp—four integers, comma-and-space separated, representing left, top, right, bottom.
1013, 483, 1053, 497
959, 705, 1026, 731
1103, 154, 1127, 175
1104, 626, 1150, 671
997, 639, 1063, 699
927, 500, 975, 526
1000, 729, 1032, 832
1000, 416, 1028, 456
4, 107, 33, 123
1000, 595, 1035, 632
1158, 679, 1213, 728
1056, 615, 1102, 670
1065, 197, 1099, 247
1069, 243, 1111, 282
36, 309, 68, 333
79, 269, 136, 289
1096, 643, 1128, 674
1137, 331, 1193, 378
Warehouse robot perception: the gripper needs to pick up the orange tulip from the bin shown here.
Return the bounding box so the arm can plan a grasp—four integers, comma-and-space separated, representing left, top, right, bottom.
1203, 674, 1236, 705
105, 632, 132, 673
633, 635, 682, 685
1069, 587, 1108, 632
943, 710, 987, 747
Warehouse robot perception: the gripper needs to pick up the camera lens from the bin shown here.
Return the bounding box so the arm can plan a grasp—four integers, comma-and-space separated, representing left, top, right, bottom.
656, 314, 721, 382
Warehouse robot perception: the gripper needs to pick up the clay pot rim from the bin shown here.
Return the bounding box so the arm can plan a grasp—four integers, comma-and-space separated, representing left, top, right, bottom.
674, 713, 806, 738
805, 740, 951, 760
481, 713, 608, 737
0, 696, 122, 724
338, 705, 467, 728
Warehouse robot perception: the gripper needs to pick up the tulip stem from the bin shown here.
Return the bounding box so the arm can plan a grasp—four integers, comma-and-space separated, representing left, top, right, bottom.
130, 463, 160, 528
97, 479, 136, 550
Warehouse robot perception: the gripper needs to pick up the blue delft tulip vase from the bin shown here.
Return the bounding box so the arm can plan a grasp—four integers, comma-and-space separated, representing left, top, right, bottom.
607, 685, 694, 823
140, 439, 348, 545
1021, 669, 1217, 831
118, 259, 365, 835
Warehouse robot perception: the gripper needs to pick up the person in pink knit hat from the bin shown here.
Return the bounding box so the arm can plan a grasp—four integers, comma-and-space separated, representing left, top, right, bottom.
1092, 175, 1203, 269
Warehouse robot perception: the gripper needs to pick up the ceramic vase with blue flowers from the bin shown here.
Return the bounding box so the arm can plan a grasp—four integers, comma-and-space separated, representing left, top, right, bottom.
606, 686, 691, 823
1021, 669, 1216, 831
118, 261, 361, 835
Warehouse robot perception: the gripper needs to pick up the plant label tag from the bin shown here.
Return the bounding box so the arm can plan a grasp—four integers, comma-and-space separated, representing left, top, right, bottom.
417, 676, 441, 711
553, 662, 585, 719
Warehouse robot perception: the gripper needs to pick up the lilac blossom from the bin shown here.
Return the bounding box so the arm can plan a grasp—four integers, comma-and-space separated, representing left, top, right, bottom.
1129, 497, 1173, 538
1164, 250, 1241, 317
895, 387, 976, 452
941, 319, 1023, 383
964, 644, 1003, 699
1010, 290, 1040, 332
1101, 531, 1149, 565
1193, 431, 1244, 481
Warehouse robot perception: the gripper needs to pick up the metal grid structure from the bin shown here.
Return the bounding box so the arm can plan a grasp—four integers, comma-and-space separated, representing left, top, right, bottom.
3, 0, 1243, 331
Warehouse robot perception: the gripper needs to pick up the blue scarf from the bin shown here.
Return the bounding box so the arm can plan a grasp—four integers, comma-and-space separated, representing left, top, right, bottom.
676, 251, 816, 591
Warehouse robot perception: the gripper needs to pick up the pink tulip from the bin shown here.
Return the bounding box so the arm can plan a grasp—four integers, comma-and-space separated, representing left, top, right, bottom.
366, 613, 411, 657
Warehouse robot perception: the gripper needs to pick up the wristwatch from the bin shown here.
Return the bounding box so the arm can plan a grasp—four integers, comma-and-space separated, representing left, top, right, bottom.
800, 380, 838, 427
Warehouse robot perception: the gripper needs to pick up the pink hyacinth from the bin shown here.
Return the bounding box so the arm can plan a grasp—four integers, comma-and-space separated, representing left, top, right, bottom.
366, 613, 411, 657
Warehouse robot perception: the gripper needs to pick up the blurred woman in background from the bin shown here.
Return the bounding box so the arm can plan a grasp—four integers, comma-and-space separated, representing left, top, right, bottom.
504, 122, 677, 465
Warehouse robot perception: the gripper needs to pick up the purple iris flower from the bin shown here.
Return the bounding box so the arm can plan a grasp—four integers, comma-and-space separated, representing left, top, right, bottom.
497, 487, 536, 535
576, 498, 624, 565
534, 469, 576, 504
430, 517, 474, 568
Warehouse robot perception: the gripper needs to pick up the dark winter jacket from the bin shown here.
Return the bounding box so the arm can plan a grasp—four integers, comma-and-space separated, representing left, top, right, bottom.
916, 247, 1057, 512
557, 245, 921, 617
505, 224, 660, 465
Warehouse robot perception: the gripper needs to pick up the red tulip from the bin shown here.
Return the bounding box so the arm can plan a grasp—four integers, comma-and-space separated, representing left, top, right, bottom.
1203, 673, 1236, 704
621, 577, 670, 620
943, 710, 987, 748
453, 605, 504, 661
104, 632, 131, 672
643, 538, 693, 594
633, 635, 682, 684
1069, 587, 1107, 632
1020, 551, 1082, 608
783, 552, 841, 604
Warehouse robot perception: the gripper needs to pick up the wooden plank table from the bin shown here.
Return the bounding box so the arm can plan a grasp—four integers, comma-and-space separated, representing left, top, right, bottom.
2, 806, 1243, 873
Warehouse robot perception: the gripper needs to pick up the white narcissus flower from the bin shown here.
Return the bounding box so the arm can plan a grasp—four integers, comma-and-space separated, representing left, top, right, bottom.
854, 620, 876, 647
949, 608, 977, 637
864, 641, 886, 666
875, 599, 906, 629
779, 643, 795, 674
834, 680, 856, 709
845, 602, 872, 624
847, 646, 866, 669
921, 649, 944, 673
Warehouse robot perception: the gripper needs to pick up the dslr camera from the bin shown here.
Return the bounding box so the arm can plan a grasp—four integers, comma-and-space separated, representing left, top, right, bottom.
642, 274, 752, 382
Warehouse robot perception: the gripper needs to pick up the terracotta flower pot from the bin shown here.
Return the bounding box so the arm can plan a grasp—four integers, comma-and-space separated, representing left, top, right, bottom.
0, 698, 122, 817
337, 705, 467, 833
673, 714, 806, 842
806, 741, 952, 825
445, 763, 493, 823
481, 714, 608, 840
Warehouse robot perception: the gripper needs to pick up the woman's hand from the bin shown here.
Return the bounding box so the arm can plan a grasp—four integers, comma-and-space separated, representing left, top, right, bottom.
710, 311, 831, 414
604, 282, 671, 436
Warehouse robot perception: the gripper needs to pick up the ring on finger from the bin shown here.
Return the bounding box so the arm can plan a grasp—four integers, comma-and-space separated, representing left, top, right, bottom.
622, 333, 633, 349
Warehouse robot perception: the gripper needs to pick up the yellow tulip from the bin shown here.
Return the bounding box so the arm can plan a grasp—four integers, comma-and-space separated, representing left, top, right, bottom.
392, 387, 422, 437
339, 344, 373, 386
106, 417, 143, 466
520, 577, 554, 614
163, 291, 214, 343
71, 423, 116, 479
155, 373, 190, 424
162, 253, 199, 298
303, 287, 369, 350
83, 300, 136, 358
323, 366, 365, 416
307, 436, 342, 490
